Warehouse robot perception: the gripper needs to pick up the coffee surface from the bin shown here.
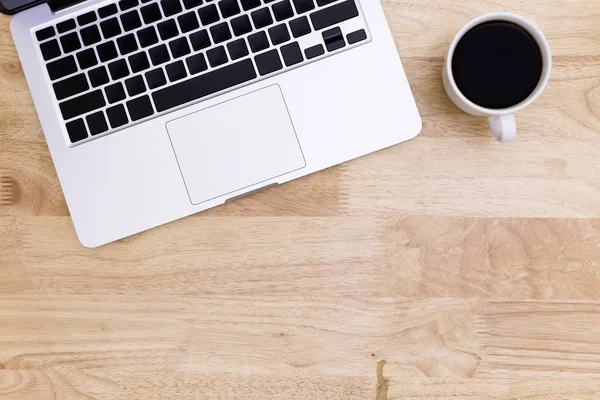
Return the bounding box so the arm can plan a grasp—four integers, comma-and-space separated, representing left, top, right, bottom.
452, 21, 543, 109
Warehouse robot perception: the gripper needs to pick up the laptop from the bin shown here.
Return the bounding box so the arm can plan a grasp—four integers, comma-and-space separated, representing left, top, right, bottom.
8, 0, 422, 247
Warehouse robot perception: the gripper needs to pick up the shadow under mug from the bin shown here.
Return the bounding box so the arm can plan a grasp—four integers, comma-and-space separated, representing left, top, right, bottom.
443, 12, 552, 143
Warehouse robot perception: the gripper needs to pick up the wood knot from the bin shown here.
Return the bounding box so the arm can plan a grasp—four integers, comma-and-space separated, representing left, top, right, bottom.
586, 85, 600, 120
544, 158, 568, 170
1, 175, 22, 206
1, 62, 22, 76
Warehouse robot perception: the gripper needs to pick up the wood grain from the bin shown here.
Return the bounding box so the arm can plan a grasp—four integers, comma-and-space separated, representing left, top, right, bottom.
1, 0, 600, 398
1, 296, 599, 398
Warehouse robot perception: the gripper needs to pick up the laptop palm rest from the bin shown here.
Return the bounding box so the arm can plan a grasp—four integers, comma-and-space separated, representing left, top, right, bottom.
166, 85, 306, 205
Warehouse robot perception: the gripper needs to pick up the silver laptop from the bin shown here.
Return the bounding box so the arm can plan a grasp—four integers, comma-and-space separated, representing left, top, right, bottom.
9, 0, 422, 247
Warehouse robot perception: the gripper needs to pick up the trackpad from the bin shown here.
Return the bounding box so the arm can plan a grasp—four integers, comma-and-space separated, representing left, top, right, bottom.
166, 85, 306, 205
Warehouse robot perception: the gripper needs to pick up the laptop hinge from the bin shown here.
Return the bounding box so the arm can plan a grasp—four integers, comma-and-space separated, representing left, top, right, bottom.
48, 0, 87, 12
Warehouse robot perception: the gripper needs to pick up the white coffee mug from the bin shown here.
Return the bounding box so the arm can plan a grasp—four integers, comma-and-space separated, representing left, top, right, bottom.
443, 13, 552, 143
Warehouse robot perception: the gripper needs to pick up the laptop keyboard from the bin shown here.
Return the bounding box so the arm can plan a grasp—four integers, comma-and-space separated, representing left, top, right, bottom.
34, 0, 369, 144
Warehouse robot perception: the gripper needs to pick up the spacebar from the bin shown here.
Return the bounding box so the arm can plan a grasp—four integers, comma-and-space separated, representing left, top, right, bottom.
152, 59, 258, 112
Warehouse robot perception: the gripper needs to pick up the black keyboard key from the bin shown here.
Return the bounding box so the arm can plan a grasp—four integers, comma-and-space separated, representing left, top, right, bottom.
280, 41, 302, 66
66, 119, 87, 143
61, 113, 88, 136
183, 0, 203, 9
304, 43, 323, 59
189, 29, 211, 50
77, 11, 97, 26
59, 89, 106, 120
80, 25, 101, 46
36, 26, 55, 41
219, 0, 240, 18
105, 82, 126, 103
292, 0, 313, 13
185, 53, 207, 74
141, 3, 162, 24
145, 68, 167, 88
347, 28, 366, 44
129, 52, 151, 72
251, 8, 273, 29
198, 4, 219, 25
40, 40, 61, 61
289, 15, 310, 37
231, 14, 252, 36
227, 38, 248, 60
240, 0, 260, 11
161, 0, 183, 17
121, 10, 142, 31
86, 111, 109, 135
157, 19, 179, 40
138, 27, 159, 47
166, 60, 187, 81
98, 3, 118, 18
53, 73, 89, 100
169, 37, 191, 57
152, 59, 257, 112
310, 0, 358, 30
108, 59, 130, 79
125, 75, 146, 96
315, 0, 335, 5
149, 44, 171, 65
119, 0, 139, 10
126, 95, 154, 120
47, 55, 77, 80
60, 32, 81, 53
178, 11, 199, 32
268, 23, 289, 45
248, 31, 269, 52
207, 45, 228, 67
106, 104, 129, 128
88, 66, 110, 87
255, 48, 282, 75
272, 0, 293, 21
97, 41, 118, 61
210, 22, 231, 44
76, 48, 98, 69
57, 19, 76, 33
117, 33, 139, 54
65, 118, 87, 143
322, 26, 344, 51
100, 17, 122, 39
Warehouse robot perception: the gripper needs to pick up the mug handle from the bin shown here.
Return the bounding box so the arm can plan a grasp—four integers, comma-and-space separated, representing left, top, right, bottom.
489, 114, 517, 143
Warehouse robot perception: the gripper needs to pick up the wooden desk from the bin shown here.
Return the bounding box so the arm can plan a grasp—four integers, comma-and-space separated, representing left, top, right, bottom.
1, 1, 600, 398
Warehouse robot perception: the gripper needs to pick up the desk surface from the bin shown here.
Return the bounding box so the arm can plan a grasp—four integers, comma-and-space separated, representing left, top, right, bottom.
1, 1, 600, 399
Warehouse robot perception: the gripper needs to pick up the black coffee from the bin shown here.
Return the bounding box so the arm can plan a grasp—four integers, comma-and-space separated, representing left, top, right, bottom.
452, 21, 543, 109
